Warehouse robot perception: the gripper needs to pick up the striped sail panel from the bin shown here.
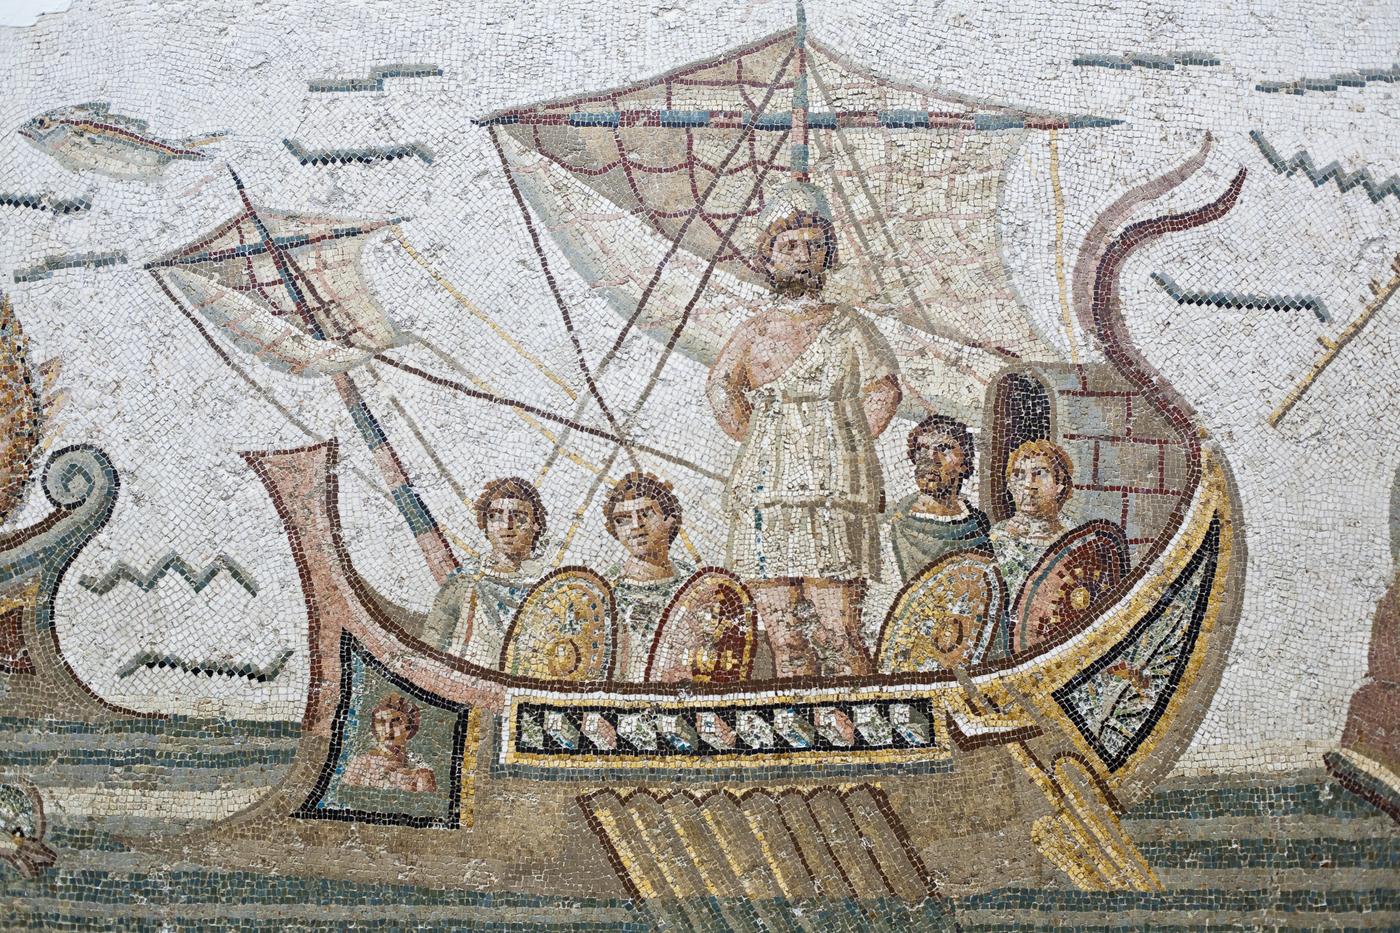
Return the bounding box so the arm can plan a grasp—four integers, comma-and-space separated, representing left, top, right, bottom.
149, 207, 408, 376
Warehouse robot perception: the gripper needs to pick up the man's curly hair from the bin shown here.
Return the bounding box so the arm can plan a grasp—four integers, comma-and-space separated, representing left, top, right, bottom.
473, 477, 546, 552
603, 471, 682, 543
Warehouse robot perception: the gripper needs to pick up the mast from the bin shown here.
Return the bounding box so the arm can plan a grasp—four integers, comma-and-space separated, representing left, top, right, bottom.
155, 172, 460, 585
791, 0, 810, 181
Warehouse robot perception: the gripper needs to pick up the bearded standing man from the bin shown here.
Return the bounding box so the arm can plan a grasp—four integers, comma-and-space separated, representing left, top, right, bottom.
706, 186, 901, 678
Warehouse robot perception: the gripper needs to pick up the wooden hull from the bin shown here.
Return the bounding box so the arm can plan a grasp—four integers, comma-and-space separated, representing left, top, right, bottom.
133, 432, 1242, 898
3, 138, 1251, 905
126, 142, 1253, 901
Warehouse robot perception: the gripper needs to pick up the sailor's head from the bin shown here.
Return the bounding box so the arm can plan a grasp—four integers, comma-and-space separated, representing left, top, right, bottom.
475, 477, 547, 560
755, 183, 838, 297
369, 694, 421, 750
908, 415, 976, 499
604, 471, 682, 564
1006, 439, 1074, 521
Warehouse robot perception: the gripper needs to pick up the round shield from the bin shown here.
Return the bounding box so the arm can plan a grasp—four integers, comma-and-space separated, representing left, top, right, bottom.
876, 551, 1007, 673
1011, 520, 1130, 654
645, 568, 758, 684
500, 566, 616, 682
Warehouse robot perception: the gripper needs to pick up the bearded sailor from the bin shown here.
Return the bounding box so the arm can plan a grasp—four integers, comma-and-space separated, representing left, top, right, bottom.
889, 415, 992, 582
706, 185, 901, 678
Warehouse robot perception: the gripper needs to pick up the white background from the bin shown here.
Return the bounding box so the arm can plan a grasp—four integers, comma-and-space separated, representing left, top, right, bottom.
0, 0, 1397, 775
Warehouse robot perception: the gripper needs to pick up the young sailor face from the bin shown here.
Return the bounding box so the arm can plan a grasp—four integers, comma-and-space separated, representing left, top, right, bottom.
766, 226, 829, 296
1008, 454, 1066, 522
485, 497, 539, 560
372, 709, 411, 751
913, 430, 968, 497
610, 497, 675, 564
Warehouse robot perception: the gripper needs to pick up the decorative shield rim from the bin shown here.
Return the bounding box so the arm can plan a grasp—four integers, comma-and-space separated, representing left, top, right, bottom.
876, 549, 1007, 672
644, 566, 758, 683
499, 565, 618, 682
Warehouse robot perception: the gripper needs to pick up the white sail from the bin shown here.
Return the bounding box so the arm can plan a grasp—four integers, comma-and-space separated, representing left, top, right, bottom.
483, 29, 1116, 422
148, 203, 408, 377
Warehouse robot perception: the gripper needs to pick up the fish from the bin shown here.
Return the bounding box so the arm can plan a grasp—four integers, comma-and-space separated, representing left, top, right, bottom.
19, 102, 226, 180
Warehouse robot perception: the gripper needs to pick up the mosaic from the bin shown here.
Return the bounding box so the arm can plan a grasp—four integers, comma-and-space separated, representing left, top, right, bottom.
0, 0, 1397, 928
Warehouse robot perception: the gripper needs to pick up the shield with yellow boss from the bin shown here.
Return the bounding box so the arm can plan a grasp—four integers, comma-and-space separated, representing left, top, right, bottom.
877, 552, 1007, 672
500, 567, 616, 682
1011, 520, 1130, 654
646, 569, 757, 684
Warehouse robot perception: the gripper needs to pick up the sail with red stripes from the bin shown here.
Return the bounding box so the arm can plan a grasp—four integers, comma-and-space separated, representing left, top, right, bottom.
481, 25, 1118, 422
146, 184, 407, 378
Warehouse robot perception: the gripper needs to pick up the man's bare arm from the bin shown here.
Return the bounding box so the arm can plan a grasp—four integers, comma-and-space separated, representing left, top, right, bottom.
707, 328, 753, 441
861, 374, 902, 437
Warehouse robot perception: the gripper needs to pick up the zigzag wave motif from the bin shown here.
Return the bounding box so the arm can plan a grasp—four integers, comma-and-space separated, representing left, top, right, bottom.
12, 251, 126, 284
282, 138, 434, 166
1151, 272, 1330, 322
309, 63, 443, 93
78, 552, 259, 597
1073, 50, 1220, 71
1256, 62, 1398, 95
0, 193, 92, 215
1251, 131, 1400, 205
116, 647, 292, 681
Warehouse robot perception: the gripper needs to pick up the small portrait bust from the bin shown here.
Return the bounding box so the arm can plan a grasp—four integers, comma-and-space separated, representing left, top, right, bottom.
342, 693, 437, 793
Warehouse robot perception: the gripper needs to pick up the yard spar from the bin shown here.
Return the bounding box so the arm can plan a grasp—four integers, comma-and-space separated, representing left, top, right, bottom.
145, 171, 459, 584
479, 4, 1121, 427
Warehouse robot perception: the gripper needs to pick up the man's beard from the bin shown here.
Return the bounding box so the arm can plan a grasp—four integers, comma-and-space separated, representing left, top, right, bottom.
915, 471, 961, 500
768, 269, 825, 299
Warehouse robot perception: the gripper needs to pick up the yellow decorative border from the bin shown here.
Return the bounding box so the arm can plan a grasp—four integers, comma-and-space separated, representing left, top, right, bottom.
459, 707, 482, 827
497, 452, 1229, 776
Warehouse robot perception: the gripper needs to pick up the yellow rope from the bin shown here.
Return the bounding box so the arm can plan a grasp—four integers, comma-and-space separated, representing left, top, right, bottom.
393, 228, 579, 401
1270, 252, 1400, 426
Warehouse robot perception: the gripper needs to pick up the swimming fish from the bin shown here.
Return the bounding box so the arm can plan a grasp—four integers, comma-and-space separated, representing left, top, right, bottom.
19, 102, 225, 180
